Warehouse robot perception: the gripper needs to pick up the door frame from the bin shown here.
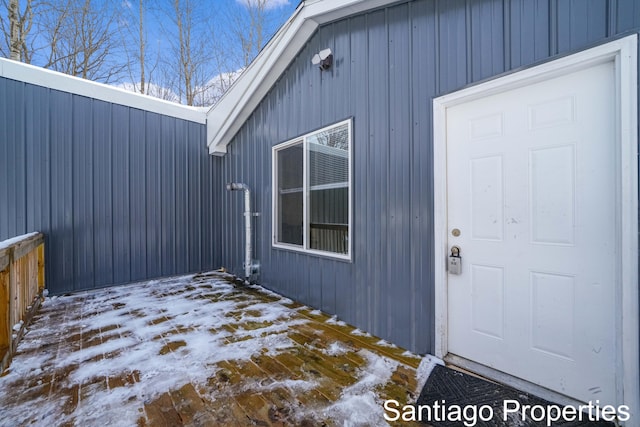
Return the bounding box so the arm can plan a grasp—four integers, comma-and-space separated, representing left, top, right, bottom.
433, 35, 638, 413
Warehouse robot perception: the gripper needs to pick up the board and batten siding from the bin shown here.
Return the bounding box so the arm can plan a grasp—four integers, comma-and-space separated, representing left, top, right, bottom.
0, 79, 223, 295
220, 0, 640, 354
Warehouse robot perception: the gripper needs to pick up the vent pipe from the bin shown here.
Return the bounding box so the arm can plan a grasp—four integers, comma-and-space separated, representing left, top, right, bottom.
226, 183, 259, 281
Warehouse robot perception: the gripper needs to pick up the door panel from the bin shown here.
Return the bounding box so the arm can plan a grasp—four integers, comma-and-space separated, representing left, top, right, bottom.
446, 61, 617, 404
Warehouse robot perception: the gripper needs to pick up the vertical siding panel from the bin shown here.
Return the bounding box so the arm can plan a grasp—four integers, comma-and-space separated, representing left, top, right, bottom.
308, 258, 322, 310
616, 0, 640, 32
93, 100, 114, 288
72, 96, 94, 290
223, 137, 234, 272
112, 105, 131, 285
332, 19, 353, 322
24, 85, 51, 249
470, 0, 505, 81
438, 0, 468, 93
187, 122, 201, 272
350, 13, 368, 328
129, 109, 147, 281
15, 81, 27, 237
556, 0, 608, 53
25, 85, 42, 234
175, 120, 188, 273
5, 80, 26, 237
50, 91, 74, 293
145, 114, 162, 278
228, 124, 239, 274
387, 3, 413, 349
0, 80, 8, 239
161, 116, 176, 276
366, 9, 389, 338
201, 133, 215, 271
411, 0, 437, 353
256, 105, 271, 292
509, 0, 550, 69
316, 24, 336, 313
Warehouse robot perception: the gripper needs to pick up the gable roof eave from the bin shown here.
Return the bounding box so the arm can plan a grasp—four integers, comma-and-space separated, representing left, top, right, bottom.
206, 0, 397, 156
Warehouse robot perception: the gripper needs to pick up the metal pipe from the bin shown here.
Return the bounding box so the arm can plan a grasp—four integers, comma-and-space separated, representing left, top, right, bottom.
226, 182, 259, 281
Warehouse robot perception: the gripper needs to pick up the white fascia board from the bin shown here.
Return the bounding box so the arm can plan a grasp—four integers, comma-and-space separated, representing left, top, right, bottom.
303, 0, 397, 24
207, 0, 397, 156
0, 58, 206, 124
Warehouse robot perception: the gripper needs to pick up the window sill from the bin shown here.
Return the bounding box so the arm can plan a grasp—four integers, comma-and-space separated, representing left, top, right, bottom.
272, 243, 352, 263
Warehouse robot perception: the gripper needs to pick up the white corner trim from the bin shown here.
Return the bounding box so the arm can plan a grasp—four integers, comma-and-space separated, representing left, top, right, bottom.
0, 58, 206, 124
206, 0, 398, 156
433, 99, 449, 360
433, 34, 638, 416
616, 34, 639, 423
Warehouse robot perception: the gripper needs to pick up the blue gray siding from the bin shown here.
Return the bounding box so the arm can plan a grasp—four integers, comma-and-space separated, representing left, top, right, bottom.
220, 0, 640, 354
0, 80, 222, 294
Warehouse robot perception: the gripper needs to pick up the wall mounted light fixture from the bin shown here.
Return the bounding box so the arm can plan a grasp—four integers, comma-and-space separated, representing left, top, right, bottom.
312, 48, 333, 70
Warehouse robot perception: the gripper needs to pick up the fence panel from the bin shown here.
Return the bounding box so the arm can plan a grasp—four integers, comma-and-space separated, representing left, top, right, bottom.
0, 232, 45, 372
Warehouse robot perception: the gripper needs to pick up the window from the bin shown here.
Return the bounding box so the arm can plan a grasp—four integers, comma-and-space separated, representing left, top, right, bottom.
272, 119, 352, 259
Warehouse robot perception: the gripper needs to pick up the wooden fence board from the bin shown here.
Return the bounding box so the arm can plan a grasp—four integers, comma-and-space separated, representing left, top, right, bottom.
0, 268, 9, 359
0, 233, 45, 372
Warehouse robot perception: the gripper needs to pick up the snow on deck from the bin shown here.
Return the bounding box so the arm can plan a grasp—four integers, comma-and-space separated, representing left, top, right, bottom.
0, 272, 427, 426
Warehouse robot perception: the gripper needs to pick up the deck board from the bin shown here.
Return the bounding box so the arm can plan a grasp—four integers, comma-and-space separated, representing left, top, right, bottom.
0, 272, 425, 426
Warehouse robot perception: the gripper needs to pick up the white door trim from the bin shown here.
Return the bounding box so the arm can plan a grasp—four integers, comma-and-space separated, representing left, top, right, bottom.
433, 35, 638, 415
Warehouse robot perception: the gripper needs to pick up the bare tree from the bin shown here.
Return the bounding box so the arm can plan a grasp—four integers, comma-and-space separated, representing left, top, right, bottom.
154, 0, 214, 106
227, 0, 281, 67
137, 0, 145, 94
40, 0, 125, 83
119, 0, 162, 95
1, 0, 36, 62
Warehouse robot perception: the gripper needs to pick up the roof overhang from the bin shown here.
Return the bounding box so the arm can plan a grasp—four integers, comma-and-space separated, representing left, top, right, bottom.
206, 0, 397, 156
0, 58, 207, 124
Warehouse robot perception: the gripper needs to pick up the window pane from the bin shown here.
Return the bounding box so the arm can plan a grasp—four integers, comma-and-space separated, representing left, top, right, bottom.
277, 143, 303, 246
308, 123, 349, 253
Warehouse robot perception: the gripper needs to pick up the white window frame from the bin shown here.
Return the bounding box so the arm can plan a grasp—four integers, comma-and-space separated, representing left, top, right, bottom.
272, 119, 353, 260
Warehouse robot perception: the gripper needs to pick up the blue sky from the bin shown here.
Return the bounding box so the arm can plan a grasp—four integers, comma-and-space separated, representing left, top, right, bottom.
1, 0, 299, 104
116, 0, 300, 103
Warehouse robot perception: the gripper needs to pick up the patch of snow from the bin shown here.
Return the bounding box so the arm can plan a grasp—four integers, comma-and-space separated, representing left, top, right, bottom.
323, 341, 350, 357
351, 329, 371, 337
309, 309, 322, 316
375, 339, 397, 348
0, 232, 39, 251
320, 350, 399, 427
415, 354, 444, 394
12, 321, 23, 332
326, 391, 388, 427
253, 378, 317, 394
326, 316, 347, 326
401, 350, 421, 359
42, 289, 49, 297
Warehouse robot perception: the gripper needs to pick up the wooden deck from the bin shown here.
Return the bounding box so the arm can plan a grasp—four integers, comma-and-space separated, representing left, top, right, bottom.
0, 272, 424, 426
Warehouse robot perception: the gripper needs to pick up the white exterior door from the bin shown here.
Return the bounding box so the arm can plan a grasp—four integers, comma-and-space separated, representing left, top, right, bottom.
445, 61, 618, 404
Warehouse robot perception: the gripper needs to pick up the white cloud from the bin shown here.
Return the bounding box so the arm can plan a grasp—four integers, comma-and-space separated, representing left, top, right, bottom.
235, 0, 290, 10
